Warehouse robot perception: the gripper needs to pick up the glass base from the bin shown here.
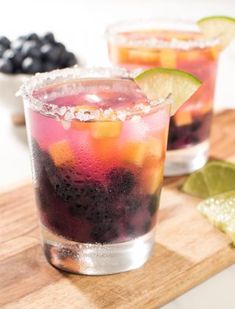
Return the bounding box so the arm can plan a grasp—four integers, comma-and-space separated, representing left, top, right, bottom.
164, 140, 209, 176
41, 225, 155, 275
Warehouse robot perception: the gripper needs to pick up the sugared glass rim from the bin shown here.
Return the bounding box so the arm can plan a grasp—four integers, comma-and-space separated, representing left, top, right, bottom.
18, 66, 172, 122
106, 18, 220, 50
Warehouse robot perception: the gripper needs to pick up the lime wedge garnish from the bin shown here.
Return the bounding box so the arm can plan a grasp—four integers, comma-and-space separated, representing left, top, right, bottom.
182, 160, 235, 198
198, 16, 235, 47
198, 191, 235, 244
134, 68, 201, 115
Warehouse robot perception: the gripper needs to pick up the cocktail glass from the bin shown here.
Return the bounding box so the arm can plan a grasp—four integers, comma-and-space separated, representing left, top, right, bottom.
107, 19, 221, 175
20, 67, 171, 275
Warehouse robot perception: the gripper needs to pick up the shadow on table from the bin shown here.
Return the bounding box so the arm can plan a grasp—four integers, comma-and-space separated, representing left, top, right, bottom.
62, 242, 194, 308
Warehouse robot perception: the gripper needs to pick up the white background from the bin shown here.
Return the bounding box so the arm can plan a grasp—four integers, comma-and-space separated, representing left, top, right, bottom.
0, 0, 235, 308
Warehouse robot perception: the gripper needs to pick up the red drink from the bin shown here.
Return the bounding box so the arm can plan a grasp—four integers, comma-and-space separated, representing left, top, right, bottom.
21, 68, 171, 274
107, 20, 221, 175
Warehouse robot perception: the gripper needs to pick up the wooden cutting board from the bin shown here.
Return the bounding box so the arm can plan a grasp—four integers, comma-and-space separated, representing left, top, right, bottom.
1, 110, 235, 309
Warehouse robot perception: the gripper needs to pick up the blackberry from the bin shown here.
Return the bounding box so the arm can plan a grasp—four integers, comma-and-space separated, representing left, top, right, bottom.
91, 222, 118, 243
107, 167, 135, 197
125, 196, 141, 214
35, 168, 56, 210
142, 220, 152, 233
148, 194, 160, 215
69, 181, 110, 219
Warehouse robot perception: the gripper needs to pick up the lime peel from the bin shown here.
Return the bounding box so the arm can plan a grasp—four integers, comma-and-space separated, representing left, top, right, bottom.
134, 68, 201, 116
197, 16, 235, 48
182, 160, 235, 198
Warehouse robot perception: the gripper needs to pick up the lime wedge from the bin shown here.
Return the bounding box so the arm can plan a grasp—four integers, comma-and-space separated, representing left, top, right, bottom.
198, 191, 235, 244
198, 16, 235, 47
134, 68, 201, 115
182, 160, 235, 198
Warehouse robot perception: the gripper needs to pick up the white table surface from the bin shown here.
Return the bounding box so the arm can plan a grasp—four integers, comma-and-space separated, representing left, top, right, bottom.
0, 0, 235, 308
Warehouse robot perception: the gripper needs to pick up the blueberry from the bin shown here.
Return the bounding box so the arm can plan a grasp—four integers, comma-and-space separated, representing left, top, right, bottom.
56, 42, 66, 53
41, 44, 62, 63
22, 57, 42, 74
0, 45, 6, 57
107, 167, 135, 196
61, 51, 77, 67
11, 39, 24, 51
0, 36, 10, 48
43, 61, 58, 72
42, 32, 55, 43
3, 49, 15, 60
22, 41, 41, 58
0, 58, 14, 73
148, 194, 159, 215
25, 33, 40, 42
12, 51, 24, 68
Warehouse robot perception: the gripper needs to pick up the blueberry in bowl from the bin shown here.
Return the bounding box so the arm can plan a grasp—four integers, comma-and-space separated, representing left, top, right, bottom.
0, 32, 79, 125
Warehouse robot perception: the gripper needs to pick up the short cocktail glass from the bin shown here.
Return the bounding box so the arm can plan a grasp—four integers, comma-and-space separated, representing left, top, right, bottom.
20, 67, 171, 275
107, 19, 221, 175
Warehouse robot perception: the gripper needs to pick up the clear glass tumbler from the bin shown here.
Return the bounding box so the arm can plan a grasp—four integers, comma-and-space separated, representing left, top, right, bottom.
107, 19, 221, 175
20, 67, 171, 275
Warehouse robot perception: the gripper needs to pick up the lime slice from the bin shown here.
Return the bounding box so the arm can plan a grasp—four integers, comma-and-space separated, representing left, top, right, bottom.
198, 16, 235, 47
134, 68, 201, 115
182, 160, 235, 198
198, 191, 235, 244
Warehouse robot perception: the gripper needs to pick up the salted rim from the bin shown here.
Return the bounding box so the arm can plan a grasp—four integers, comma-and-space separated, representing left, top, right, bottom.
106, 18, 220, 50
18, 66, 172, 122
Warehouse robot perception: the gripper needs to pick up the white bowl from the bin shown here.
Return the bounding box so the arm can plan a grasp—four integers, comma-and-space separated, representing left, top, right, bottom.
0, 56, 84, 124
0, 72, 29, 115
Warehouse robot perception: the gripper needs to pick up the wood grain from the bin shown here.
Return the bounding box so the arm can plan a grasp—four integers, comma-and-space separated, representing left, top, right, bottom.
1, 110, 235, 309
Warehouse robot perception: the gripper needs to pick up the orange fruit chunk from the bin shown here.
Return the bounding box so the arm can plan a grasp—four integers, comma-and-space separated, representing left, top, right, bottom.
121, 142, 147, 166
174, 110, 193, 126
142, 163, 164, 194
49, 140, 75, 166
91, 121, 122, 138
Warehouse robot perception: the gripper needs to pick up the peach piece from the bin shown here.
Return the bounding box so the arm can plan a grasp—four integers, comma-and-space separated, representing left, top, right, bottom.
48, 140, 75, 166
121, 142, 147, 166
109, 45, 130, 63
129, 49, 159, 64
143, 155, 161, 169
142, 163, 164, 194
75, 105, 97, 113
147, 137, 163, 159
159, 49, 177, 68
174, 110, 193, 126
91, 121, 122, 139
92, 138, 119, 162
71, 120, 91, 131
